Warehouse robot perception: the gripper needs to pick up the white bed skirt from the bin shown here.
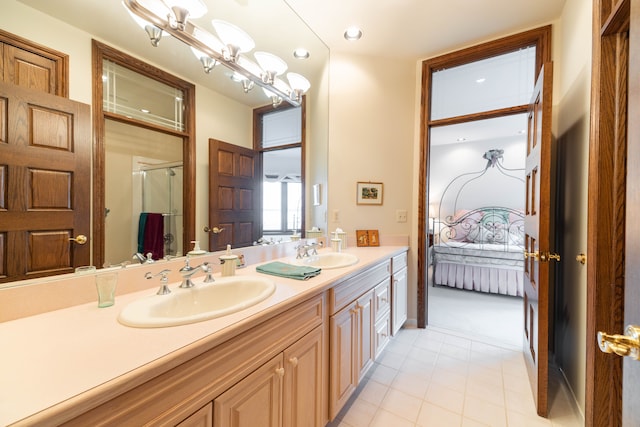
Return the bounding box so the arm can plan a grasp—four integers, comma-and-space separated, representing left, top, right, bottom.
434, 262, 523, 297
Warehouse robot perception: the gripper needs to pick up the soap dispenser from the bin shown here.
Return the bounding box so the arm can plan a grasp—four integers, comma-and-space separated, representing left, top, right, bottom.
220, 244, 238, 277
331, 232, 342, 253
187, 240, 206, 255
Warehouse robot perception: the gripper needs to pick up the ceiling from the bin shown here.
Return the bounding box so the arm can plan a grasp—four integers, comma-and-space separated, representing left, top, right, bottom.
285, 0, 566, 60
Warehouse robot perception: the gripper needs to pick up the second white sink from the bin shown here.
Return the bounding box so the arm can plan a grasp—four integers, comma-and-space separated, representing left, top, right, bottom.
118, 276, 276, 328
292, 252, 359, 269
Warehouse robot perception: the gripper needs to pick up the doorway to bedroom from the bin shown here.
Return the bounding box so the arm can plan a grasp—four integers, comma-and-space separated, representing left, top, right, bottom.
418, 27, 551, 350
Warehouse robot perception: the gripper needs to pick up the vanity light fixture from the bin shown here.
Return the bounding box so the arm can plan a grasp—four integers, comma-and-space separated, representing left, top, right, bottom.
344, 26, 363, 41
211, 19, 255, 63
163, 0, 207, 31
190, 47, 217, 73
123, 0, 310, 107
231, 72, 255, 93
254, 51, 288, 84
262, 87, 283, 108
287, 73, 311, 102
123, 2, 167, 47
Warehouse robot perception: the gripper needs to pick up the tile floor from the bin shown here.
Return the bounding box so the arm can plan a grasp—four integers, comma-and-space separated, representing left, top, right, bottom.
327, 327, 584, 427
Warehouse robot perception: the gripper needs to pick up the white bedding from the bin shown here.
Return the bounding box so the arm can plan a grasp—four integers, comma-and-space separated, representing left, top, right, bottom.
432, 242, 524, 297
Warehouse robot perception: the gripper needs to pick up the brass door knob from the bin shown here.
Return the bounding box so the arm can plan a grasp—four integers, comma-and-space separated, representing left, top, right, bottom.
576, 253, 587, 265
69, 234, 87, 245
523, 250, 539, 260
540, 251, 561, 262
597, 325, 640, 360
204, 226, 225, 234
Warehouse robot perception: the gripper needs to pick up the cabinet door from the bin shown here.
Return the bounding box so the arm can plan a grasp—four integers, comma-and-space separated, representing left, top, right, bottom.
214, 354, 283, 427
177, 403, 213, 427
329, 301, 358, 419
356, 289, 375, 380
283, 326, 325, 427
392, 266, 408, 336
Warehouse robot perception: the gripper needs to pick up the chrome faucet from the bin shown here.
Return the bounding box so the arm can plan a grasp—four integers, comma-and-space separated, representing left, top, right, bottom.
308, 241, 323, 255
145, 269, 172, 295
295, 241, 310, 259
179, 256, 209, 288
133, 252, 154, 264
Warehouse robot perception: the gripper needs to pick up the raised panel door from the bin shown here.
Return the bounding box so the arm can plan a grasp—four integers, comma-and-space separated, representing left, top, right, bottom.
213, 354, 283, 427
392, 266, 408, 335
329, 301, 358, 420
356, 289, 375, 381
283, 326, 325, 427
177, 403, 212, 427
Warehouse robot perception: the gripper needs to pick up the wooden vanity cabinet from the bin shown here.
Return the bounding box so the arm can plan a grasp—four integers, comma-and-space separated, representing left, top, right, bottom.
177, 403, 213, 427
61, 295, 325, 427
213, 325, 325, 427
328, 260, 391, 419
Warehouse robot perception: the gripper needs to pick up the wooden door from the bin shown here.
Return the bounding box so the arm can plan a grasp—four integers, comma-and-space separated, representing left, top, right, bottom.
209, 139, 260, 251
523, 62, 554, 417
0, 29, 69, 97
283, 326, 325, 427
0, 81, 90, 283
214, 354, 283, 427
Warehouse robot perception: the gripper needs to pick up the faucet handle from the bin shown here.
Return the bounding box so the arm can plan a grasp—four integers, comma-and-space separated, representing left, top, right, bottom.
202, 262, 215, 283
145, 269, 172, 295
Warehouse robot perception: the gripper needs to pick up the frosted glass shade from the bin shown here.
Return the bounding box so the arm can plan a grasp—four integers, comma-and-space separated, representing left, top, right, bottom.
254, 51, 288, 76
211, 19, 255, 53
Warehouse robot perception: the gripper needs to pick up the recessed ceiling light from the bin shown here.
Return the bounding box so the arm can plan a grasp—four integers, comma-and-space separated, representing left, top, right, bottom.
344, 26, 363, 41
518, 129, 526, 134
140, 109, 150, 114
293, 48, 310, 59
456, 137, 467, 142
476, 78, 486, 83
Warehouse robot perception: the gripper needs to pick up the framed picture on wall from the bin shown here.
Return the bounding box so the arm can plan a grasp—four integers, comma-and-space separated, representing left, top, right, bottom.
356, 182, 383, 205
356, 230, 369, 247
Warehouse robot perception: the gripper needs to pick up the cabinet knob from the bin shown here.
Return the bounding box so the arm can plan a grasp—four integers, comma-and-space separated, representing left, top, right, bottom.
289, 357, 298, 367
275, 367, 285, 377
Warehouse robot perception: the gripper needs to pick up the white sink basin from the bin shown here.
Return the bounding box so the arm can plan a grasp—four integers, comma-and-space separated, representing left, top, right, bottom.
118, 276, 276, 328
292, 252, 359, 269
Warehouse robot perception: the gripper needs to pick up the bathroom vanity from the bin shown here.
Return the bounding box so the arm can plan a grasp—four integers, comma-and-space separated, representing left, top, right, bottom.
0, 244, 408, 426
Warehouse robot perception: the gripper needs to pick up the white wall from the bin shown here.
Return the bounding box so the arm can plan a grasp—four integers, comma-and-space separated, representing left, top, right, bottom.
327, 53, 417, 319
430, 139, 526, 220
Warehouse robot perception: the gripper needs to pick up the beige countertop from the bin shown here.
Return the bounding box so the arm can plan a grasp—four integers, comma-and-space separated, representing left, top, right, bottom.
0, 245, 407, 426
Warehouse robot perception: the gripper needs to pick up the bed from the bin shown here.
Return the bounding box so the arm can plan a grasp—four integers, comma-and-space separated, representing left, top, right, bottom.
431, 148, 525, 297
432, 206, 525, 296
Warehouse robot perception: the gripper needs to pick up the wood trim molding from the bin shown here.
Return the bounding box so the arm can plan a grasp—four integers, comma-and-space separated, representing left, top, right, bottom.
0, 28, 69, 97
417, 26, 552, 328
585, 1, 629, 424
91, 40, 196, 267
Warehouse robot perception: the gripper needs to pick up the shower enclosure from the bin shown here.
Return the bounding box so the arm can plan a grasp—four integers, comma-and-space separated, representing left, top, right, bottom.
138, 162, 184, 258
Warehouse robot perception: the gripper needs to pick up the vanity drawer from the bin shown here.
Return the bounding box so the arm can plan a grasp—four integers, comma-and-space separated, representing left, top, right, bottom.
391, 252, 407, 274
374, 313, 391, 359
374, 279, 391, 321
329, 260, 391, 314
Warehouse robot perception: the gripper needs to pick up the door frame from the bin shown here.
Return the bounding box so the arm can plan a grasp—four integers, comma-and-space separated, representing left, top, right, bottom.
417, 26, 552, 328
585, 0, 629, 424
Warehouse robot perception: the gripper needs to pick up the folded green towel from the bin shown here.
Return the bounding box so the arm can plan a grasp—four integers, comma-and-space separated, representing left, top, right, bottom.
256, 261, 321, 280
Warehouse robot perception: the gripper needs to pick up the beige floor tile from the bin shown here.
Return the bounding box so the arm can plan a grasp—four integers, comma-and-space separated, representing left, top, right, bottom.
507, 410, 553, 426
369, 408, 416, 427
379, 388, 423, 422
461, 417, 491, 427
465, 376, 505, 407
376, 348, 406, 369
425, 382, 465, 414
463, 396, 508, 427
431, 367, 467, 393
365, 362, 398, 386
390, 371, 431, 398
399, 357, 436, 380
339, 398, 378, 427
416, 401, 463, 427
357, 379, 389, 407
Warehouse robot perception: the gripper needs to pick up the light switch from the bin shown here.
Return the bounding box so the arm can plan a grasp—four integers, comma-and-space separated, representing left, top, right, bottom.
396, 209, 407, 223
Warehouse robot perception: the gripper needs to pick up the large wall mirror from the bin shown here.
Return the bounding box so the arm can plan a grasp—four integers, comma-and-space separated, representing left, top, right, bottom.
8, 0, 329, 284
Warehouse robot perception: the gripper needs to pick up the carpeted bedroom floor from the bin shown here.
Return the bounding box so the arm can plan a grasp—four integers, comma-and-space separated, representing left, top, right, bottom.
427, 283, 523, 350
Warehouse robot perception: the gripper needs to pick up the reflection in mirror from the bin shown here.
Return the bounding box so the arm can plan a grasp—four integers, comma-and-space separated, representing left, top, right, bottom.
262, 147, 302, 241
105, 120, 184, 265
4, 0, 329, 288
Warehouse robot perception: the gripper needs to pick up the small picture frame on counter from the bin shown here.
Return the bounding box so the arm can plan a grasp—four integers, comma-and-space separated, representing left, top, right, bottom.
356, 229, 380, 247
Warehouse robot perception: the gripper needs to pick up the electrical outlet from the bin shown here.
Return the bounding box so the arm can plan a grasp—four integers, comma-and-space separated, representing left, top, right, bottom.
396, 209, 408, 223
332, 209, 340, 222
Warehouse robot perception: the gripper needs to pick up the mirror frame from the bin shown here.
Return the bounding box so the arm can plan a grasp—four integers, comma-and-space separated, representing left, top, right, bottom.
91, 40, 196, 267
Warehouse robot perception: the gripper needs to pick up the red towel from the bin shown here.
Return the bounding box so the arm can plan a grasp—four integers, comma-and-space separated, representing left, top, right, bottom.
143, 213, 164, 260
